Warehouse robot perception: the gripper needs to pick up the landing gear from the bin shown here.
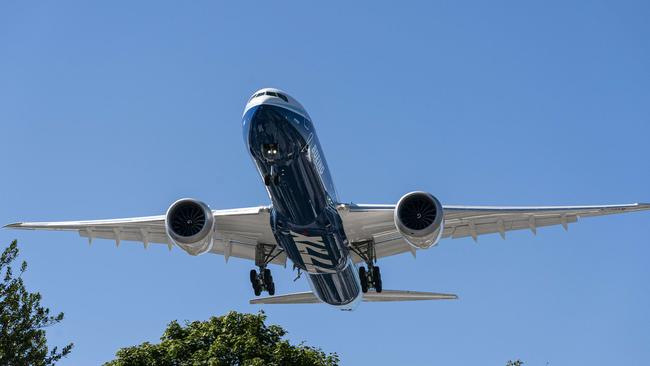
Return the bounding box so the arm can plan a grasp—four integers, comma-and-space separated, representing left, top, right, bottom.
350, 240, 383, 293
263, 174, 280, 186
250, 268, 274, 296
263, 167, 281, 186
250, 243, 283, 296
250, 269, 262, 296
357, 264, 382, 293
358, 266, 368, 293
372, 266, 382, 293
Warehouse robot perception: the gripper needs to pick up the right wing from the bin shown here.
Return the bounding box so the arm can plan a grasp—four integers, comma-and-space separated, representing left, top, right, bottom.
338, 202, 650, 261
5, 206, 287, 266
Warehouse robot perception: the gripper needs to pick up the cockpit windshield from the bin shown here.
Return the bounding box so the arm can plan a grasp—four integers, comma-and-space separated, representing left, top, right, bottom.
249, 91, 289, 103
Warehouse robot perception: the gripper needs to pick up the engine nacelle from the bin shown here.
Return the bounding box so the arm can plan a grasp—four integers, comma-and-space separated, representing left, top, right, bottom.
165, 198, 215, 256
394, 191, 444, 249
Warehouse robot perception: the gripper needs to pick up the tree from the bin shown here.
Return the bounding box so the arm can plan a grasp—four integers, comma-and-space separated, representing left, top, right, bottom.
506, 360, 524, 366
0, 240, 73, 365
104, 311, 339, 366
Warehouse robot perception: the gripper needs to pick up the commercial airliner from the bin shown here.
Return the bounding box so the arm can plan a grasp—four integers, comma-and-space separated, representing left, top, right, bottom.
6, 88, 649, 310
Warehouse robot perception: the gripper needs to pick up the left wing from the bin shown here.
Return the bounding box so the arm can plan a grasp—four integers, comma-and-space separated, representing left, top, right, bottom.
338, 203, 650, 261
4, 206, 287, 266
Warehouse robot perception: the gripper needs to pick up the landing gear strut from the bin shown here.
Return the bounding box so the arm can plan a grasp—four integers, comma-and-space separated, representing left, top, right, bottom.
263, 165, 280, 186
262, 145, 281, 186
263, 173, 280, 186
250, 243, 283, 296
349, 240, 382, 293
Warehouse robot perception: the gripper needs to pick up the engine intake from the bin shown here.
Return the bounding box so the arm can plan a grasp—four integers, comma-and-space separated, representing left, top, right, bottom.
165, 198, 215, 256
394, 191, 444, 249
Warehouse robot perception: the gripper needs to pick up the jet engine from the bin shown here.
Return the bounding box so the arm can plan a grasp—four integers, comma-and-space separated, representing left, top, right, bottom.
165, 198, 215, 256
394, 191, 444, 249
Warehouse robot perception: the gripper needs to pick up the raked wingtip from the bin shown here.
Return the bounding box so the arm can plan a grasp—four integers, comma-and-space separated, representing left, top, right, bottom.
2, 222, 22, 229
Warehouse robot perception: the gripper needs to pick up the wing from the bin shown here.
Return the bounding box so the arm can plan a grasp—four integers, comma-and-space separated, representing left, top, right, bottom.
4, 206, 287, 266
338, 202, 650, 261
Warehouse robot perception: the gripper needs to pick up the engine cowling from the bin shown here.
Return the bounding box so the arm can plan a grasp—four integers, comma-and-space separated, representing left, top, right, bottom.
165, 198, 215, 256
394, 191, 444, 249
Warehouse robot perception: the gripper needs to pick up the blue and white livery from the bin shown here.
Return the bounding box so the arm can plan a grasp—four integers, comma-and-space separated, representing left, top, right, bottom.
6, 88, 650, 310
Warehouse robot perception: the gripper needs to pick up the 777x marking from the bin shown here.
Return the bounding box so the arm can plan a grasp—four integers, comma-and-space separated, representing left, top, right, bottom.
290, 232, 337, 273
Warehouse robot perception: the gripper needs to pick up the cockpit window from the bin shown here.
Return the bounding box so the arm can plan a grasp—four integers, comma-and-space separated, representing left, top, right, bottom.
250, 91, 289, 103
277, 93, 288, 102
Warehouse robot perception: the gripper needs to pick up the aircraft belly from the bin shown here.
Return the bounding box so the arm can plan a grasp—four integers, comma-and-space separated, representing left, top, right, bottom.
307, 260, 361, 307
245, 103, 361, 306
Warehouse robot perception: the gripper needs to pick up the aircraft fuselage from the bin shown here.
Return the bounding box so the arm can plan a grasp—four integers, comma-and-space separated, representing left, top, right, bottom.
243, 89, 362, 308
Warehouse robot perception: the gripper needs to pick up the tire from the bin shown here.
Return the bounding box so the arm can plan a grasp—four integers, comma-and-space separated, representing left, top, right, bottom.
249, 269, 257, 284
268, 282, 275, 296
373, 266, 382, 293
263, 269, 272, 287
359, 266, 368, 293
254, 284, 262, 296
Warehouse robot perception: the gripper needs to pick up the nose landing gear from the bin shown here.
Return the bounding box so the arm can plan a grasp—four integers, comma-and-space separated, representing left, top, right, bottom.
263, 164, 281, 187
263, 173, 280, 186
261, 143, 282, 186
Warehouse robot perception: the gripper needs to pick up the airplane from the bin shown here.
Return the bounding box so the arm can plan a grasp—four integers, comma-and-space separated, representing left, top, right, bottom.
5, 87, 649, 310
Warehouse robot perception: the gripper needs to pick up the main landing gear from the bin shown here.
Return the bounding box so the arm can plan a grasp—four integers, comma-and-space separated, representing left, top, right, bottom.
250, 243, 283, 296
250, 268, 274, 296
349, 240, 382, 293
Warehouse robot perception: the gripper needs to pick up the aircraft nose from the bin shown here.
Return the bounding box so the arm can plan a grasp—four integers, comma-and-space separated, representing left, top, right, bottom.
244, 89, 286, 115
243, 88, 309, 120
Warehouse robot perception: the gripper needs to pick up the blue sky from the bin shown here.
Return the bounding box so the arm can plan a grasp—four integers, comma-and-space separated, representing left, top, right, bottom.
1, 1, 649, 365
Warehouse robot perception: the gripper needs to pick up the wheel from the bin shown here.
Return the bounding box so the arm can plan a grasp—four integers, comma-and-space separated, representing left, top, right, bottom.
263, 269, 273, 287
249, 269, 258, 284
268, 282, 275, 296
253, 284, 262, 296
373, 266, 382, 293
358, 266, 368, 293
263, 174, 272, 186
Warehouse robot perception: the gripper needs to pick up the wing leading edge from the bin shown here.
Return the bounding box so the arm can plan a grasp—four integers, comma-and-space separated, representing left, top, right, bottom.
338, 202, 650, 261
6, 202, 649, 265
4, 206, 286, 266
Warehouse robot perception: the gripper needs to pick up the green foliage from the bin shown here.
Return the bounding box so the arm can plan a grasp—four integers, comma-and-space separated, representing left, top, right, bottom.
105, 311, 339, 366
0, 240, 73, 365
506, 360, 524, 366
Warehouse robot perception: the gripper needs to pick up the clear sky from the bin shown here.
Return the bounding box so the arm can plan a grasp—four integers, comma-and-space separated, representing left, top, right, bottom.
1, 1, 649, 365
